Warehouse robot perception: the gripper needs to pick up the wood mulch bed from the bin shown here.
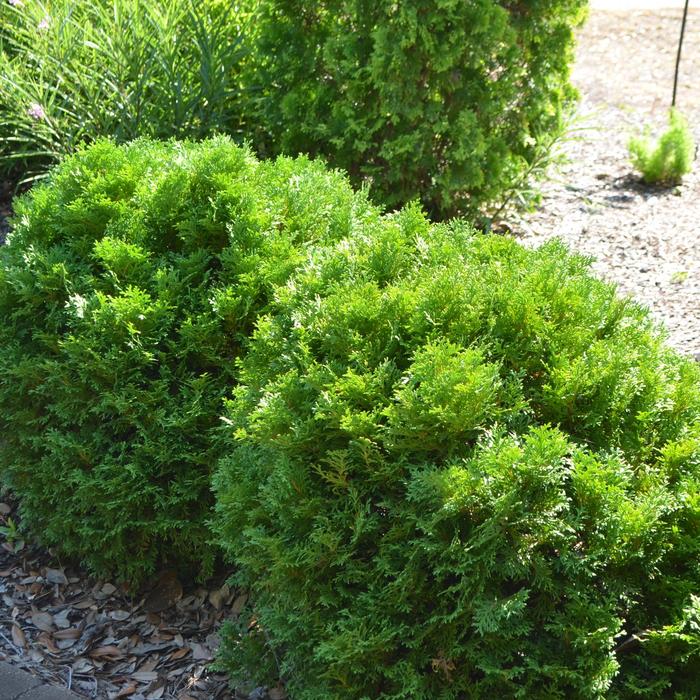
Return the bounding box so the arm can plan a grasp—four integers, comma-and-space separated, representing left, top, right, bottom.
0, 493, 255, 700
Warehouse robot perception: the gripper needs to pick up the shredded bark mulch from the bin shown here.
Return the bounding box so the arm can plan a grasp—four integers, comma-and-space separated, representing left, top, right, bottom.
0, 498, 273, 700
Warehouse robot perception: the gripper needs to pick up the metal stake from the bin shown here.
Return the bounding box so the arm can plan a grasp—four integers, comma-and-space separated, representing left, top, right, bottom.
672, 0, 691, 107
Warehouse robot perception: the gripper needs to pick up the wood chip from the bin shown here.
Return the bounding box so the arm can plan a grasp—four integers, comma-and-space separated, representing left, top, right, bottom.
46, 568, 68, 585
115, 683, 138, 697
72, 658, 94, 674
37, 632, 60, 653
131, 670, 158, 682
189, 642, 212, 661
12, 623, 27, 649
169, 647, 190, 661
208, 588, 223, 610
31, 610, 55, 632
138, 657, 159, 673
144, 571, 182, 613
110, 610, 131, 621
231, 593, 248, 615
90, 645, 125, 659
52, 609, 71, 629
131, 641, 174, 656
54, 627, 82, 640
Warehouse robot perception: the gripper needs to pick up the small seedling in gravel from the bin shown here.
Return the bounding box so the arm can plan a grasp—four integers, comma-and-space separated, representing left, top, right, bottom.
671, 270, 689, 284
629, 109, 695, 185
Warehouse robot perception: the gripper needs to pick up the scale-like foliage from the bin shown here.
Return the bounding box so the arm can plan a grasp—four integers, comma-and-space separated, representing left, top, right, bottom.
242, 0, 586, 219
214, 218, 700, 697
0, 136, 378, 583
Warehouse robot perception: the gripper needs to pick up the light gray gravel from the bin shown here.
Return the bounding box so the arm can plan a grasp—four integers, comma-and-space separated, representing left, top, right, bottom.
510, 8, 700, 356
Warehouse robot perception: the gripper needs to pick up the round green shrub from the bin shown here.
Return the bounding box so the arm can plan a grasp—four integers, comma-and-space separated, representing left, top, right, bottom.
242, 0, 586, 219
214, 218, 700, 698
0, 136, 379, 583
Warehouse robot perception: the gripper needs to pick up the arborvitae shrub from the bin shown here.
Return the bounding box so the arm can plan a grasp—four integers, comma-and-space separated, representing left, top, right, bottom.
0, 136, 378, 583
214, 219, 700, 698
242, 0, 586, 219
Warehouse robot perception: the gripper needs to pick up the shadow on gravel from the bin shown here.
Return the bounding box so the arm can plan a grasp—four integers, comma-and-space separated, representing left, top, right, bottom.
609, 172, 682, 198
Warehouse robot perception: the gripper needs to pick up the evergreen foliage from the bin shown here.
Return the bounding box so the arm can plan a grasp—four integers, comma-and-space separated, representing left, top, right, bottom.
629, 109, 695, 185
242, 0, 586, 219
0, 0, 248, 185
0, 136, 377, 583
214, 219, 700, 698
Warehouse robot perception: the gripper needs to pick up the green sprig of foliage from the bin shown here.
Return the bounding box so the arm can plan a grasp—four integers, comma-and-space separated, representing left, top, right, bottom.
0, 136, 378, 583
241, 0, 587, 219
629, 109, 696, 185
214, 218, 700, 697
0, 0, 249, 186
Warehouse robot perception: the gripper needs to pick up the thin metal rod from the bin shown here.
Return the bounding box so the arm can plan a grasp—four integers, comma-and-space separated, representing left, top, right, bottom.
672, 0, 691, 107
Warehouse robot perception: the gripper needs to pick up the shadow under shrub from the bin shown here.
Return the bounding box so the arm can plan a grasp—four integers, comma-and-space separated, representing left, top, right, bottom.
214, 219, 700, 698
242, 0, 586, 220
0, 136, 378, 583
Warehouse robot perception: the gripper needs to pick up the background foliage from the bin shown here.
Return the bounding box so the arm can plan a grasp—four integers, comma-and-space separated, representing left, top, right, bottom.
0, 0, 587, 219
241, 0, 586, 220
0, 0, 248, 185
214, 219, 700, 698
0, 136, 379, 583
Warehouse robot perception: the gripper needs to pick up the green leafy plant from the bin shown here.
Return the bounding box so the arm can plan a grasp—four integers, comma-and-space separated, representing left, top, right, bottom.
0, 516, 24, 552
214, 218, 700, 698
629, 109, 696, 185
241, 0, 586, 220
0, 136, 379, 583
0, 0, 249, 186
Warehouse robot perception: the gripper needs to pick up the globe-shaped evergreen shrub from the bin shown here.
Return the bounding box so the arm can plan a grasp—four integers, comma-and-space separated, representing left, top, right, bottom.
243, 0, 586, 219
0, 136, 379, 583
214, 217, 700, 698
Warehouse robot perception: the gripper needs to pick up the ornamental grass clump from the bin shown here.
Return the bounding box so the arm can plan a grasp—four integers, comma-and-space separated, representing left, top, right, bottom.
0, 0, 248, 185
0, 136, 378, 583
214, 219, 700, 698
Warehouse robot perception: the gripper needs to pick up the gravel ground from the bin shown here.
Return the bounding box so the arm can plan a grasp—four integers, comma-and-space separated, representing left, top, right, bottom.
510, 7, 700, 356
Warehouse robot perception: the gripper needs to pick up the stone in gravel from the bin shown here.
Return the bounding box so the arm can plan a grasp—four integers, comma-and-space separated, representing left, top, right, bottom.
25, 686, 80, 700
0, 660, 41, 699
